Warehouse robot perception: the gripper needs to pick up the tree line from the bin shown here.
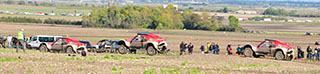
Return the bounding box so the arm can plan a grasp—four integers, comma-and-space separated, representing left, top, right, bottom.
82, 6, 244, 31
263, 8, 320, 17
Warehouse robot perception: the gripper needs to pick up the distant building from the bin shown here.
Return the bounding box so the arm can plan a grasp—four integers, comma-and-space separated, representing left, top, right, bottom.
264, 18, 271, 22
287, 19, 293, 22
236, 10, 257, 14
296, 20, 305, 23
238, 18, 244, 21
306, 20, 312, 23
277, 20, 286, 22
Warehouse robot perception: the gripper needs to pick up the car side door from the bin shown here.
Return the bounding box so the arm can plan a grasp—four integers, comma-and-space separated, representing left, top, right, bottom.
130, 35, 144, 48
29, 36, 38, 48
257, 41, 272, 54
51, 39, 63, 50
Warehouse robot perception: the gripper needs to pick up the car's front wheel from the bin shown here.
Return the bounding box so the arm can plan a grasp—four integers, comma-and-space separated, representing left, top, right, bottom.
147, 46, 156, 56
66, 47, 75, 54
275, 50, 285, 60
39, 45, 48, 52
243, 47, 253, 57
118, 45, 128, 54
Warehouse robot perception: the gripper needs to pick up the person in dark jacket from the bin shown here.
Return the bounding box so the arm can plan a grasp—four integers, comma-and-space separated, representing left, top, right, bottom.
315, 47, 319, 60
0, 35, 7, 48
226, 44, 233, 55
306, 45, 313, 59
297, 46, 304, 58
236, 44, 242, 55
200, 45, 205, 54
317, 47, 320, 60
179, 41, 186, 55
209, 42, 215, 54
214, 43, 220, 54
187, 42, 194, 55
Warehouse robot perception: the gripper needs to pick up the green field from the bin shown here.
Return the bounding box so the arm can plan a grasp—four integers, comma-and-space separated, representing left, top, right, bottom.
0, 4, 91, 14
0, 14, 82, 21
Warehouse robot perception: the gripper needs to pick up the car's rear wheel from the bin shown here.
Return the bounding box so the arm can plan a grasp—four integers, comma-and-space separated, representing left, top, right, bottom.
243, 47, 253, 57
286, 55, 294, 61
147, 46, 156, 56
66, 47, 75, 54
39, 45, 48, 52
118, 45, 127, 54
275, 50, 285, 60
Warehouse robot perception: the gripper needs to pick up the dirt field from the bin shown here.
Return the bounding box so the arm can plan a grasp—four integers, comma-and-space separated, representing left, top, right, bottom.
241, 23, 320, 33
1, 23, 320, 74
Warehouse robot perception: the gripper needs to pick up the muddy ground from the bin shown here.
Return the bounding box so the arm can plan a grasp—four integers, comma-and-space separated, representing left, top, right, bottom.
0, 23, 320, 74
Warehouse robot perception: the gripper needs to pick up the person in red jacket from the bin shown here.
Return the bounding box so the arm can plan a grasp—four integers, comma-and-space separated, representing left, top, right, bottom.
226, 44, 233, 55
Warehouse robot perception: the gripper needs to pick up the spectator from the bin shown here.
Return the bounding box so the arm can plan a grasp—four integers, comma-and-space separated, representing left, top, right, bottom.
187, 42, 194, 55
236, 44, 242, 55
16, 29, 26, 53
184, 43, 188, 55
200, 45, 205, 54
214, 43, 220, 54
0, 35, 7, 48
226, 44, 233, 55
306, 45, 313, 60
318, 46, 320, 60
315, 47, 319, 60
7, 35, 12, 48
179, 41, 185, 55
206, 42, 210, 54
209, 42, 215, 54
297, 46, 304, 58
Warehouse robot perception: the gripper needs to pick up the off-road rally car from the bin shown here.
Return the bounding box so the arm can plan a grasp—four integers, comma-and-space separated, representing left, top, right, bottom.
27, 35, 62, 49
242, 39, 294, 61
86, 39, 120, 53
39, 37, 87, 55
117, 33, 169, 56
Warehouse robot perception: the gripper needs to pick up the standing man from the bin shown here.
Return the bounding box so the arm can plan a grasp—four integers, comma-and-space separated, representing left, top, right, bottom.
306, 45, 312, 60
206, 42, 210, 54
16, 29, 26, 53
314, 47, 319, 60
209, 42, 214, 54
187, 42, 194, 55
7, 35, 12, 48
297, 46, 304, 59
0, 35, 6, 48
179, 41, 185, 55
214, 43, 220, 54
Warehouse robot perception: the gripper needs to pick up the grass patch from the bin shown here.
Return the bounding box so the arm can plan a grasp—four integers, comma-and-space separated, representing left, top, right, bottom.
48, 66, 54, 69
7, 72, 13, 74
120, 67, 124, 70
63, 57, 98, 61
112, 67, 117, 71
27, 67, 33, 73
104, 55, 145, 60
221, 63, 270, 69
159, 53, 180, 56
0, 58, 26, 62
144, 68, 207, 74
77, 68, 84, 71
143, 68, 157, 74
181, 61, 188, 66
274, 64, 281, 67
